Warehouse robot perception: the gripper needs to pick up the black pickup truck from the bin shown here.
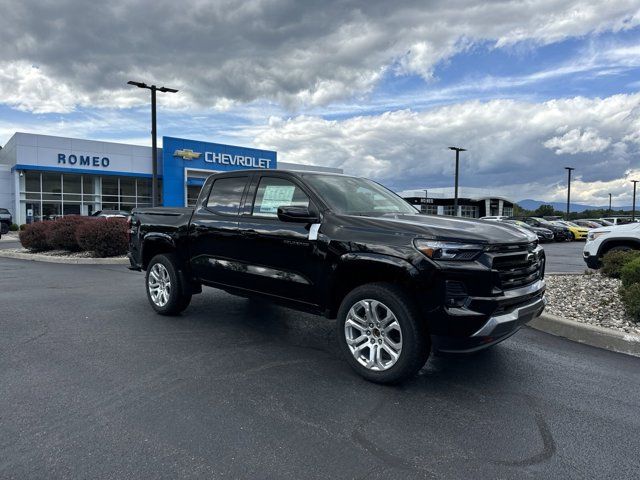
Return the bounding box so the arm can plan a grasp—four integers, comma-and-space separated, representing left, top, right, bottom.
129, 170, 546, 383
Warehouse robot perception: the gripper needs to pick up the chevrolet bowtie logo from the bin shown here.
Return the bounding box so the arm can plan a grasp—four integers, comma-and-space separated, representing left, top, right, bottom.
173, 149, 202, 160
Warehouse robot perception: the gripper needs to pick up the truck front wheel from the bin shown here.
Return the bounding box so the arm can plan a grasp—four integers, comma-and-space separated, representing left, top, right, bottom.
146, 254, 192, 315
336, 283, 430, 384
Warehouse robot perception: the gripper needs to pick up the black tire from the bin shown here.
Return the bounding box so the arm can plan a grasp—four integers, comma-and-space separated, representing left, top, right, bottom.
568, 231, 575, 241
0, 223, 8, 235
336, 282, 430, 384
145, 253, 192, 315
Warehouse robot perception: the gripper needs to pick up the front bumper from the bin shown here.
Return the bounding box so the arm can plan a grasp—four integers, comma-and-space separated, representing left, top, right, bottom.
431, 280, 547, 353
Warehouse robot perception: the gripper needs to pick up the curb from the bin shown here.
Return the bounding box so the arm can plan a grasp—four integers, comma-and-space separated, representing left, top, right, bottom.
0, 250, 128, 265
529, 313, 640, 358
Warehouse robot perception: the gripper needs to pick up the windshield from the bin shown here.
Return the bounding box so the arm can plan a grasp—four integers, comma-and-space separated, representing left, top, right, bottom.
303, 174, 418, 216
507, 220, 529, 228
534, 217, 555, 226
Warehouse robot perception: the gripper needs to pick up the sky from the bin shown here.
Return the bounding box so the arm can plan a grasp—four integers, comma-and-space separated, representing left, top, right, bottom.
1, 0, 640, 205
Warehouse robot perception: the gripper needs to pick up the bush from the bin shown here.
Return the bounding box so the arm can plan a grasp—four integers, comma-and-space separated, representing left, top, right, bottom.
19, 221, 53, 251
19, 224, 27, 231
601, 250, 640, 278
76, 218, 128, 257
9, 223, 19, 231
620, 257, 640, 288
46, 216, 93, 251
620, 283, 640, 321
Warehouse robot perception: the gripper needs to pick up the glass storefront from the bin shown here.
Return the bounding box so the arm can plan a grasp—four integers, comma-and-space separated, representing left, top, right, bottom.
21, 171, 153, 222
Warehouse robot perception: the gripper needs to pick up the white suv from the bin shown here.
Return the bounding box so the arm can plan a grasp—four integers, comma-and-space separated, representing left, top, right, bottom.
583, 222, 640, 269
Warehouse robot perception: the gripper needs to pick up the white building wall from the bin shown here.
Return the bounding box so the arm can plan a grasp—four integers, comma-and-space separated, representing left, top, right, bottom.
0, 165, 13, 218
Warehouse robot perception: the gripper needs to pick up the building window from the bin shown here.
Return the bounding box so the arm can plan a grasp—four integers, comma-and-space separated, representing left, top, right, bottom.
20, 172, 155, 221
503, 206, 513, 217
443, 205, 456, 216
424, 205, 438, 215
460, 205, 478, 218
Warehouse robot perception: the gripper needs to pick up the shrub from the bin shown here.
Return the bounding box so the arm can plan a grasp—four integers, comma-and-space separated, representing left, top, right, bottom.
9, 223, 19, 231
76, 218, 128, 257
601, 250, 640, 278
620, 257, 640, 288
46, 216, 92, 251
19, 221, 53, 251
19, 224, 27, 231
620, 283, 640, 321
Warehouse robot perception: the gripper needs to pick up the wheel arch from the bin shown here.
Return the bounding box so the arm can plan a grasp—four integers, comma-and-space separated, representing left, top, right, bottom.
141, 233, 177, 270
598, 237, 640, 256
325, 253, 422, 319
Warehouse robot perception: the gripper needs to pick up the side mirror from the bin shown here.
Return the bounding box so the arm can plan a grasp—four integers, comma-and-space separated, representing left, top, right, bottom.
277, 206, 318, 223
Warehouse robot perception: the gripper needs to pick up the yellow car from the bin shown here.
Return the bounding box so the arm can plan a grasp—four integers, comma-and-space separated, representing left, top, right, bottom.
554, 221, 589, 241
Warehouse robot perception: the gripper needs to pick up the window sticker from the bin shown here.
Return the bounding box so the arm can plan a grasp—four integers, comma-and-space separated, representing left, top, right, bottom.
259, 185, 296, 214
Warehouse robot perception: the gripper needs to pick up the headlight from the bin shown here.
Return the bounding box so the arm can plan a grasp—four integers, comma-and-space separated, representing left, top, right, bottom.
587, 230, 610, 241
414, 239, 484, 261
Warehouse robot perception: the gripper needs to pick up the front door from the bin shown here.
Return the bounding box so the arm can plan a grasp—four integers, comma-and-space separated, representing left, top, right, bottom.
234, 174, 323, 307
189, 175, 250, 287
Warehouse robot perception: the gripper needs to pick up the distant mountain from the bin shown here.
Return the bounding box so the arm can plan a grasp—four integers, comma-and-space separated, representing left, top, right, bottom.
517, 199, 634, 213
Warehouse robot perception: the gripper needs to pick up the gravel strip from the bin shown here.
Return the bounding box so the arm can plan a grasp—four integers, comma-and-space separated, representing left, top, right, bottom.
545, 273, 640, 336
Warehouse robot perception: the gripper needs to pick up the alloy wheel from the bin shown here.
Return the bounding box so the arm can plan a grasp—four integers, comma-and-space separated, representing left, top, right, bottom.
344, 299, 403, 371
148, 263, 171, 307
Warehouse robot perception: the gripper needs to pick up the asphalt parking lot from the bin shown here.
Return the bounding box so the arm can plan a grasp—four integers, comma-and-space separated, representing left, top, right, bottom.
1, 258, 639, 479
541, 240, 587, 273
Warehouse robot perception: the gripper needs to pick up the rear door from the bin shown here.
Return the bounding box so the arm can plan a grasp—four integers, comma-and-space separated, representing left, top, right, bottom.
233, 173, 324, 307
188, 174, 251, 287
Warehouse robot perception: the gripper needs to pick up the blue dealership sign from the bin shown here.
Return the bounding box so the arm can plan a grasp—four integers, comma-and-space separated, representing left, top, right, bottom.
162, 136, 277, 207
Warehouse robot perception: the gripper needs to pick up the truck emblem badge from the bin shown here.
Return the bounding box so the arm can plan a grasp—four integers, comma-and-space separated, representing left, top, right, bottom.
173, 149, 202, 160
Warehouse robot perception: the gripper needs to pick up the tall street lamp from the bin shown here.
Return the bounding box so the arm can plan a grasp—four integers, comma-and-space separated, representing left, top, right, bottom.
632, 180, 639, 222
448, 147, 466, 217
127, 80, 179, 207
608, 193, 612, 215
565, 167, 575, 220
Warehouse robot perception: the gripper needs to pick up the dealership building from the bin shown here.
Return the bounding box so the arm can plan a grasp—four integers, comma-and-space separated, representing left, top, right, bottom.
0, 132, 340, 225
401, 187, 515, 218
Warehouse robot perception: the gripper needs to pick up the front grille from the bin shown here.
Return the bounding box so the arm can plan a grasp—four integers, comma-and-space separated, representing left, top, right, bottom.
491, 243, 543, 290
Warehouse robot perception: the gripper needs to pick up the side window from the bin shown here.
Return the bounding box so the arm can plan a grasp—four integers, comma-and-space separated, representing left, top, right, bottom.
252, 177, 310, 218
206, 176, 248, 215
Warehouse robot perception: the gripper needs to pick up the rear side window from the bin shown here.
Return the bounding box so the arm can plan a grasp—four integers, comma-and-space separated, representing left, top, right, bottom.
252, 177, 310, 217
0, 208, 9, 214
206, 177, 248, 215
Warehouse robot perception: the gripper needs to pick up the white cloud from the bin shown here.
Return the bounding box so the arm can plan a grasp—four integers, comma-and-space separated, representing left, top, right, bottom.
239, 93, 640, 204
544, 127, 611, 154
0, 0, 638, 112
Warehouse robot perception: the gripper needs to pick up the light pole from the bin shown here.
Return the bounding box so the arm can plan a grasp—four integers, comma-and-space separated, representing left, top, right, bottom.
127, 80, 178, 207
423, 189, 428, 214
565, 167, 575, 220
449, 147, 466, 217
608, 193, 612, 215
632, 180, 639, 222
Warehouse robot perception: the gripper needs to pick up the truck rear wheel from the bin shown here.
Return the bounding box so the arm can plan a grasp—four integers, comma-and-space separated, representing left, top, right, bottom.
146, 254, 192, 315
336, 282, 430, 384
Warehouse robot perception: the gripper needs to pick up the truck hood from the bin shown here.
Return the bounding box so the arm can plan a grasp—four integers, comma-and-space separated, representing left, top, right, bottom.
593, 222, 640, 234
339, 213, 536, 244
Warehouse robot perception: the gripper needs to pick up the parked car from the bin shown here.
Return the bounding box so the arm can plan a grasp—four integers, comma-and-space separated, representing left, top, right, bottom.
573, 219, 603, 229
552, 221, 589, 241
591, 219, 615, 226
92, 209, 129, 218
479, 215, 510, 221
509, 216, 570, 241
501, 219, 555, 243
600, 216, 639, 226
583, 222, 640, 269
129, 170, 546, 384
0, 208, 12, 234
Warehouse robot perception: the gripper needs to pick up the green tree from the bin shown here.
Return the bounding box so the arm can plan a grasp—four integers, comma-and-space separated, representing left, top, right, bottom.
534, 204, 556, 217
